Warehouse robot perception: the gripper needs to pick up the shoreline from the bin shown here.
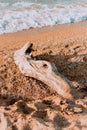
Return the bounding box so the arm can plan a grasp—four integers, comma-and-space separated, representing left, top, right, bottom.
1, 20, 87, 36
0, 20, 87, 49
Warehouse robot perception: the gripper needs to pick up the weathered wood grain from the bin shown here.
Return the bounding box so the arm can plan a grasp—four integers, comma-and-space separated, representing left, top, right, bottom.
14, 43, 72, 99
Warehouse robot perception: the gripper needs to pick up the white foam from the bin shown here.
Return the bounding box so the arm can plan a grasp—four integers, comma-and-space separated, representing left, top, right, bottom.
0, 2, 8, 7
0, 2, 87, 34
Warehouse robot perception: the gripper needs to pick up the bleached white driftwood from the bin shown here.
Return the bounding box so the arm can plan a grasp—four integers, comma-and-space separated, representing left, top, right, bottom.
14, 43, 72, 99
0, 113, 7, 130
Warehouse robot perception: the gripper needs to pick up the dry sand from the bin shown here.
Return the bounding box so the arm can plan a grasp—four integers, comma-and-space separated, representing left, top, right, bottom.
0, 21, 87, 130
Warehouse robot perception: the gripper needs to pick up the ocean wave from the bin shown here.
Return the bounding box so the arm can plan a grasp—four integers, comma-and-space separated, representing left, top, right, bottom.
0, 2, 87, 34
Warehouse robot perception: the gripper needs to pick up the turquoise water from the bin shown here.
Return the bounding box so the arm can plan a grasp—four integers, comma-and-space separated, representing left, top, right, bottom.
0, 0, 87, 34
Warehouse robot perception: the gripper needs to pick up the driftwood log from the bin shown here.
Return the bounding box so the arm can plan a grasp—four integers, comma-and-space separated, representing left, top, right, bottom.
14, 43, 73, 99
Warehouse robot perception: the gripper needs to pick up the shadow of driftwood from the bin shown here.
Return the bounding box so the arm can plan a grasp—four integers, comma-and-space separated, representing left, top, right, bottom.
34, 53, 87, 82
34, 53, 87, 96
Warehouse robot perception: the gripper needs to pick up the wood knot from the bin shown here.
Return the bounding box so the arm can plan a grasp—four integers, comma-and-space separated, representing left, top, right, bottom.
43, 64, 48, 69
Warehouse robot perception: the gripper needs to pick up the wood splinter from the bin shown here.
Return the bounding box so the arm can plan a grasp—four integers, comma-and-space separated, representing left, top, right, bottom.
14, 43, 73, 99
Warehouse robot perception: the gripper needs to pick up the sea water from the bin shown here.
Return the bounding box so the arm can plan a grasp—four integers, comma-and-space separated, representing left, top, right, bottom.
0, 0, 87, 34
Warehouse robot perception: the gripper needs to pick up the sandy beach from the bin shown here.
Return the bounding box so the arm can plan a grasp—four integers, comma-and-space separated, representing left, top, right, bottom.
0, 21, 87, 129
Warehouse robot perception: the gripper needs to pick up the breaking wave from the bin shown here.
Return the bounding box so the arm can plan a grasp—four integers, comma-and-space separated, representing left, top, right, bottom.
0, 1, 87, 34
